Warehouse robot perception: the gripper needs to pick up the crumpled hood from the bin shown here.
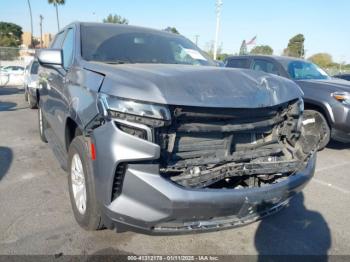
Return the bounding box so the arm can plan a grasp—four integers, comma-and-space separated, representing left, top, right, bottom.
296, 78, 350, 93
85, 62, 303, 108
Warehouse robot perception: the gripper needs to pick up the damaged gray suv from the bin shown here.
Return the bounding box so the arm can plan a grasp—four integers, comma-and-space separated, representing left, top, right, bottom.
36, 22, 318, 234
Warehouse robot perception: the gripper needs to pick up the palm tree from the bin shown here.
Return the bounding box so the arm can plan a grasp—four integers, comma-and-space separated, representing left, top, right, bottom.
48, 0, 65, 31
27, 0, 34, 48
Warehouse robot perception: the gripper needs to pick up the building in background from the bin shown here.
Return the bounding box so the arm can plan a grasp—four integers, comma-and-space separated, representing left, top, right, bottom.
21, 32, 53, 48
22, 32, 32, 48
42, 33, 52, 48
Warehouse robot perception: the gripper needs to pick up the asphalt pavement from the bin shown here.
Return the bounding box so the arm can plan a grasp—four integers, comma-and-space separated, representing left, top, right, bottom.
0, 85, 349, 256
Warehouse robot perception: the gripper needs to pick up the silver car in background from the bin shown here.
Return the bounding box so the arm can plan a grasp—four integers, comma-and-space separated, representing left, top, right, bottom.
24, 59, 39, 109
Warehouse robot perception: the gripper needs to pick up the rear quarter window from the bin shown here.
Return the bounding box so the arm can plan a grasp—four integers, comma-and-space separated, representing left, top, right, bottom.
252, 59, 280, 76
226, 58, 250, 69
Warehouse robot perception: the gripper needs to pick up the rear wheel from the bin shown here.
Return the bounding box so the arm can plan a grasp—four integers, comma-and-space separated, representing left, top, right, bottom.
68, 136, 104, 231
28, 93, 37, 109
24, 89, 28, 101
303, 110, 331, 151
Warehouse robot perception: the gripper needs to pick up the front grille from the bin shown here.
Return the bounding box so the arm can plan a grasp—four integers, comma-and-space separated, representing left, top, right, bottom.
111, 163, 127, 201
157, 103, 289, 170
156, 100, 306, 189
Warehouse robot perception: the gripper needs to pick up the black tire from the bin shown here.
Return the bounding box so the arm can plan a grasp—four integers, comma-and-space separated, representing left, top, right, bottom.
68, 136, 104, 231
303, 110, 331, 151
24, 89, 28, 102
38, 106, 48, 143
28, 93, 37, 109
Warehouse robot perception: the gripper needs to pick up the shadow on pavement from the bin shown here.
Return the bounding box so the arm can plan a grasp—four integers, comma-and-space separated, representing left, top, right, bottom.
0, 147, 13, 181
327, 140, 350, 150
0, 86, 24, 96
0, 101, 17, 111
255, 193, 331, 261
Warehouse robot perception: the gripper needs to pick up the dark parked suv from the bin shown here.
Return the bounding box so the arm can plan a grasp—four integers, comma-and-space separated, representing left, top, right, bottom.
36, 22, 318, 234
334, 74, 350, 82
225, 55, 350, 149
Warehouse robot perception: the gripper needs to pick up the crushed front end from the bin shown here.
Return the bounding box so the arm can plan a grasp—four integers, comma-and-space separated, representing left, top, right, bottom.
158, 99, 317, 190
91, 97, 318, 234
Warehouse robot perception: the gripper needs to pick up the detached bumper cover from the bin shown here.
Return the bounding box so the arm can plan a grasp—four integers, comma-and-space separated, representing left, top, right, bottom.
92, 121, 316, 234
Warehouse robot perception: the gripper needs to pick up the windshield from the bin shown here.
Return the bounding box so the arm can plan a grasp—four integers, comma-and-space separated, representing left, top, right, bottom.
81, 24, 215, 66
286, 60, 329, 80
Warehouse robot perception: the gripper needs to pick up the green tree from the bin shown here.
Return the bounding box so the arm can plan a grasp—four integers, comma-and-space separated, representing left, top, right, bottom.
0, 22, 22, 42
103, 14, 129, 24
164, 27, 179, 34
284, 34, 305, 58
250, 45, 273, 55
308, 53, 333, 68
217, 53, 231, 61
32, 38, 41, 48
0, 22, 22, 60
239, 40, 248, 55
48, 0, 65, 31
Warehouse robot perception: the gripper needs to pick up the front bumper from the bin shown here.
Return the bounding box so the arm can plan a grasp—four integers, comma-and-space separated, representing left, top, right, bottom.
92, 121, 316, 235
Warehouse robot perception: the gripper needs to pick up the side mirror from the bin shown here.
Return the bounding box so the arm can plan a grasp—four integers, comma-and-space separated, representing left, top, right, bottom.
36, 49, 63, 66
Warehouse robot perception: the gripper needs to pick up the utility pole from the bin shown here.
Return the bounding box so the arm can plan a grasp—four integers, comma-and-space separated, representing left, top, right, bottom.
27, 0, 34, 48
194, 35, 200, 46
39, 15, 44, 48
213, 0, 223, 60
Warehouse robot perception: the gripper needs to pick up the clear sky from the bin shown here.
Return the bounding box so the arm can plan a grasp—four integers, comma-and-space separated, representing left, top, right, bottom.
1, 0, 349, 63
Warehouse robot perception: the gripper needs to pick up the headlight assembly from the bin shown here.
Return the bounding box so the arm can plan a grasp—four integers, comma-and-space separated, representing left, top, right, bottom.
98, 94, 171, 127
97, 94, 171, 141
332, 92, 350, 106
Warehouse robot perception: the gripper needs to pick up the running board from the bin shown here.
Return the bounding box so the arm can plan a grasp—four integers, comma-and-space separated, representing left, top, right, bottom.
45, 128, 68, 171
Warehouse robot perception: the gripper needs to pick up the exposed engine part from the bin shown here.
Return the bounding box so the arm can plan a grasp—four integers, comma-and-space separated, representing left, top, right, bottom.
157, 99, 318, 189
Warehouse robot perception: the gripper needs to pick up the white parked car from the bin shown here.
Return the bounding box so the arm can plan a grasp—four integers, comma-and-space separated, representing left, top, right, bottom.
1, 65, 25, 75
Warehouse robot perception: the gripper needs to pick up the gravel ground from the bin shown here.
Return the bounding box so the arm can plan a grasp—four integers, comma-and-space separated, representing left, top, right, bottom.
0, 85, 350, 256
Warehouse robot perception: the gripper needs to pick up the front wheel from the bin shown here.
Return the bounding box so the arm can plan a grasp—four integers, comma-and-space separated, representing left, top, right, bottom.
68, 136, 104, 231
303, 110, 331, 151
38, 106, 48, 143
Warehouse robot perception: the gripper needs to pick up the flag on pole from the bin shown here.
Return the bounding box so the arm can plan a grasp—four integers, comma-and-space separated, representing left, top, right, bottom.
246, 36, 257, 45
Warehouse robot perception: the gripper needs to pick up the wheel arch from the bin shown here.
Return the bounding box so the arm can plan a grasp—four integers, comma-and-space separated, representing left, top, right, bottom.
65, 117, 83, 152
304, 100, 334, 128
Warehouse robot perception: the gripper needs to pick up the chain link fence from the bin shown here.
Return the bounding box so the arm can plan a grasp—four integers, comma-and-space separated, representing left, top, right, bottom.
0, 47, 35, 86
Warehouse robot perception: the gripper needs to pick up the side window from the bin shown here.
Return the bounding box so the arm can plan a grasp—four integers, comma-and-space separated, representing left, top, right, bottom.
61, 29, 75, 69
30, 62, 39, 74
252, 59, 280, 76
226, 59, 250, 68
51, 32, 65, 48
